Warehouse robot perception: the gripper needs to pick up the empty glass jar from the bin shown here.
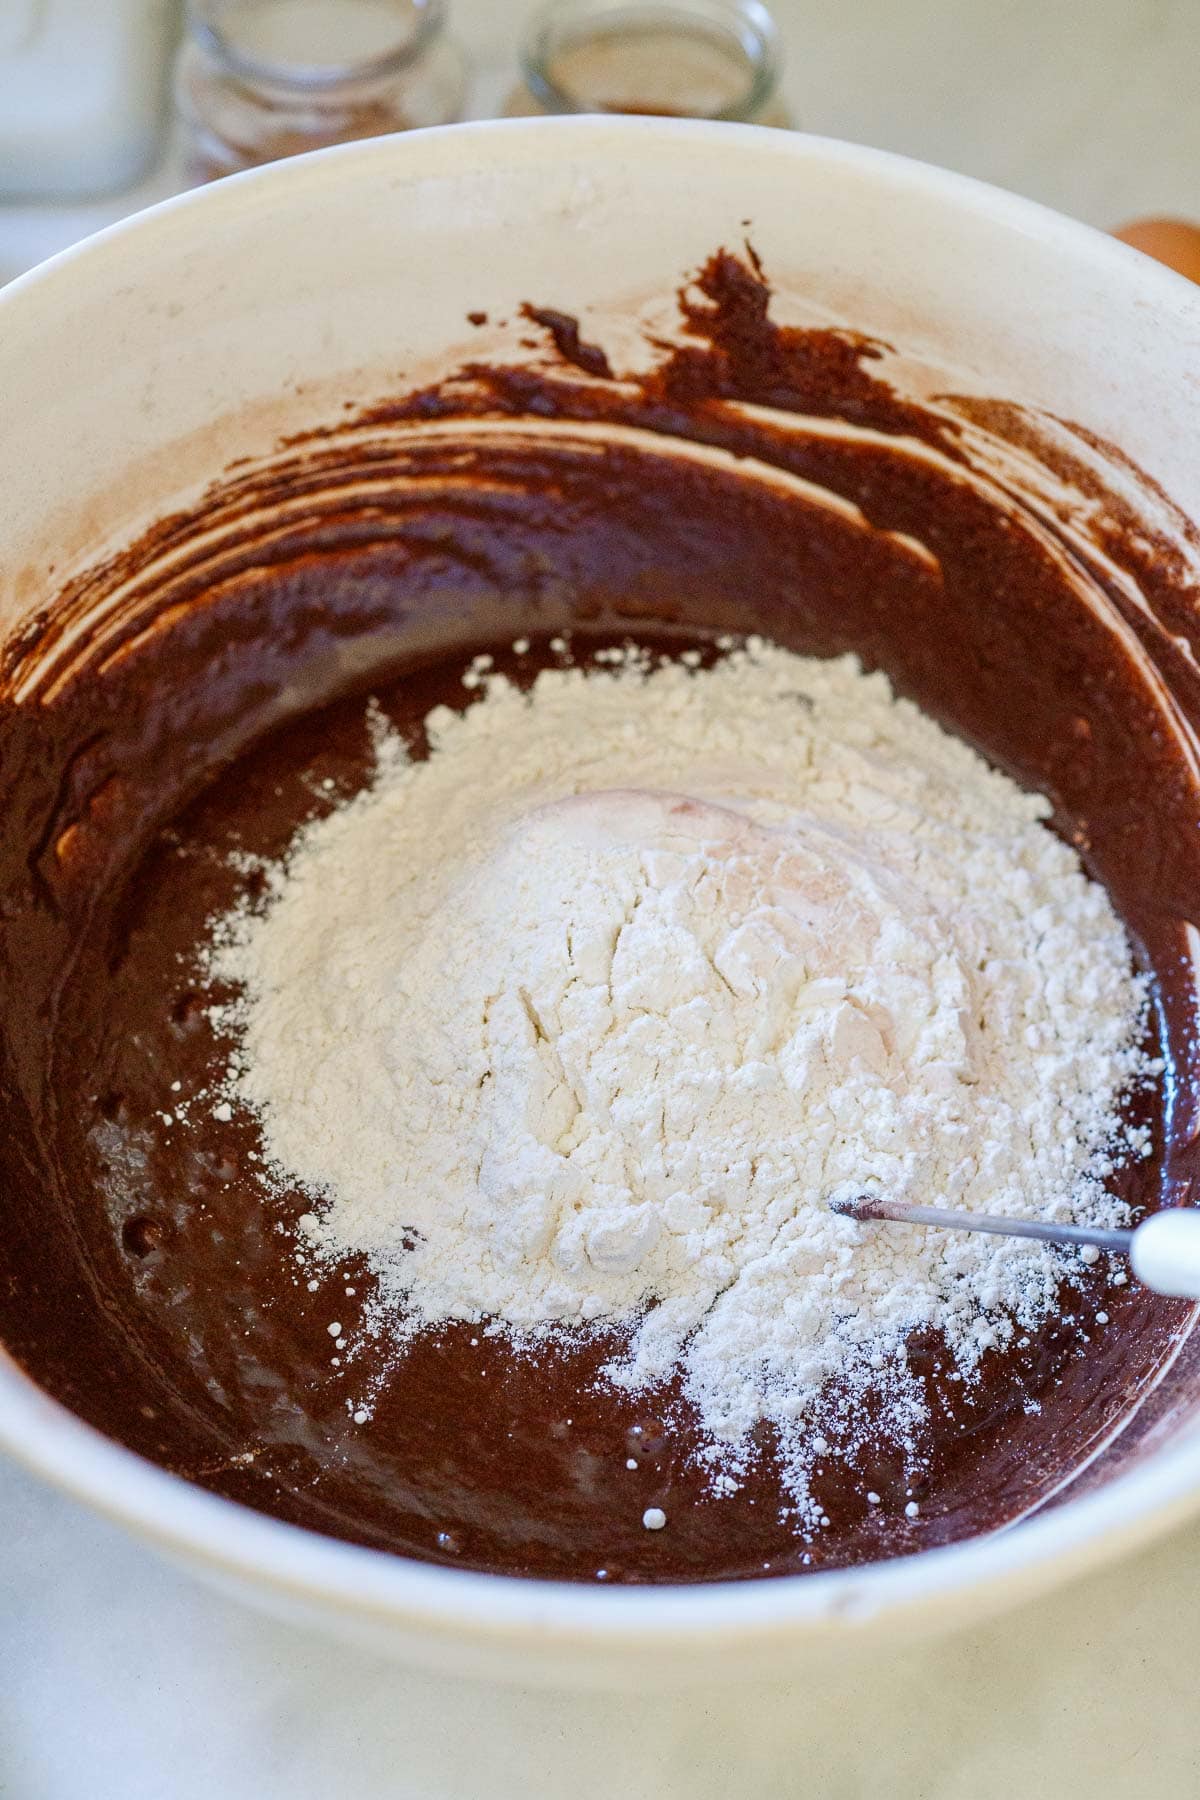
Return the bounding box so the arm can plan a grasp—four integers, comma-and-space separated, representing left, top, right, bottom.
508, 0, 788, 125
176, 0, 467, 182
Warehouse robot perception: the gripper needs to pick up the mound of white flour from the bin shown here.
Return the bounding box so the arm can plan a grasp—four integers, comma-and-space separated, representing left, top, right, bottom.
208, 640, 1153, 1504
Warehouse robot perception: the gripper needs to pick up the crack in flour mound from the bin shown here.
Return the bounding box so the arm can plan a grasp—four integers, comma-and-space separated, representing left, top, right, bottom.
206, 641, 1155, 1515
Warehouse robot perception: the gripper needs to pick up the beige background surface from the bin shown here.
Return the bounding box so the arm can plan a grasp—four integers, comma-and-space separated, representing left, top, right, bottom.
1, 2, 1199, 1794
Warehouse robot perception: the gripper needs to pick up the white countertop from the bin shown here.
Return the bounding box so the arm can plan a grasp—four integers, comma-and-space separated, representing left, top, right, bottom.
6, 1456, 1200, 1799
3, 2, 1200, 1795
1, 0, 1197, 280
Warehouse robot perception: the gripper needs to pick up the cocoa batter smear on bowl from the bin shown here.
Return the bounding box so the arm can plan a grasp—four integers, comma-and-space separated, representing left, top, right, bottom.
1, 249, 1198, 1586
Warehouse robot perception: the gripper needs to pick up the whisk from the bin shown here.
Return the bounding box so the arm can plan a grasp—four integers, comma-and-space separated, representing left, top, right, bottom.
828, 1193, 1200, 1299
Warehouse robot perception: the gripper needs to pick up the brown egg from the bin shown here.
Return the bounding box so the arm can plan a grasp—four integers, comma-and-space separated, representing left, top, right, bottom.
1112, 218, 1200, 285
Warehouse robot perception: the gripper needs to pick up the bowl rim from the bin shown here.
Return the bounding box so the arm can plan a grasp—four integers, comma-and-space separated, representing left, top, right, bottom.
4, 115, 1200, 1646
5, 1338, 1200, 1643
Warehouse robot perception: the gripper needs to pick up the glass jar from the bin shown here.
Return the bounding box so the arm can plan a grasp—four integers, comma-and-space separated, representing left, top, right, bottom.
175, 0, 467, 183
507, 0, 788, 126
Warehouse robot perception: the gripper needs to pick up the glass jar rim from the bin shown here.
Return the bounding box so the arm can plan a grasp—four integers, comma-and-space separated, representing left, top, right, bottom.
520, 0, 781, 122
188, 0, 445, 93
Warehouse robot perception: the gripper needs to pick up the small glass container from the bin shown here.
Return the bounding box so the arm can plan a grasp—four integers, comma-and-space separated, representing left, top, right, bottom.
509, 0, 787, 126
175, 0, 467, 183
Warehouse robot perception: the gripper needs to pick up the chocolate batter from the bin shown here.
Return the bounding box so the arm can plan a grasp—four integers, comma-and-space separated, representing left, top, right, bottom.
0, 251, 1198, 1584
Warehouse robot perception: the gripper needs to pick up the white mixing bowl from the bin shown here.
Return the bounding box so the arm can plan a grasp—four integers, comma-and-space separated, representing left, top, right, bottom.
1, 119, 1200, 1689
